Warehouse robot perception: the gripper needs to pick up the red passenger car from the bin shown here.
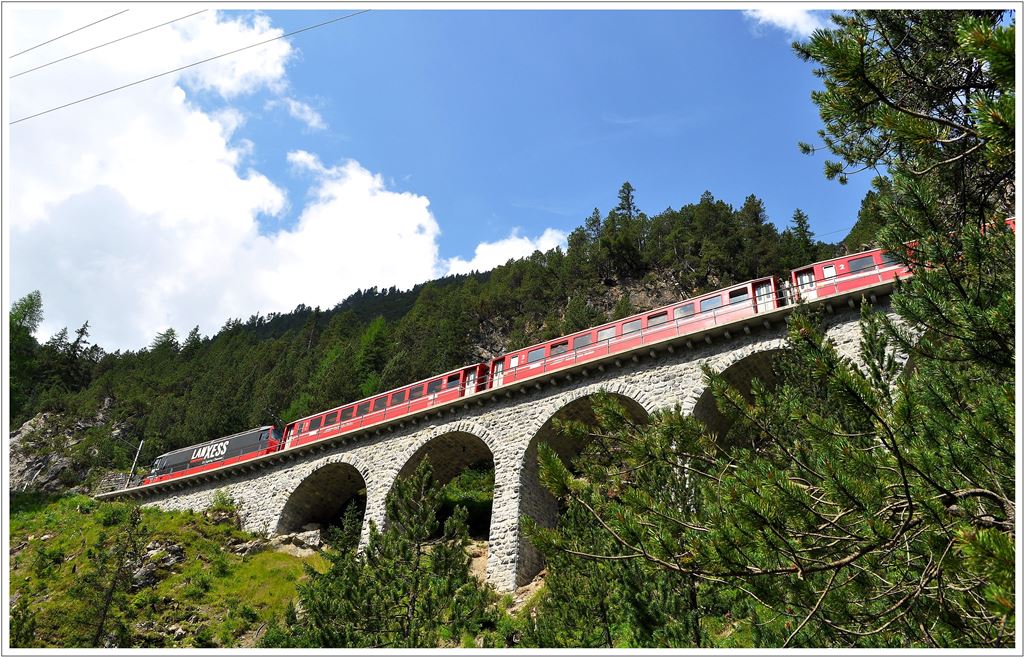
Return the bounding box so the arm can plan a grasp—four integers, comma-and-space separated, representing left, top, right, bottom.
789, 248, 911, 303
489, 276, 784, 387
283, 362, 490, 449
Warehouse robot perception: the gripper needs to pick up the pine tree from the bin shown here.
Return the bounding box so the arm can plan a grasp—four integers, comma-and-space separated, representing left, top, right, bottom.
70, 504, 146, 647
10, 290, 44, 420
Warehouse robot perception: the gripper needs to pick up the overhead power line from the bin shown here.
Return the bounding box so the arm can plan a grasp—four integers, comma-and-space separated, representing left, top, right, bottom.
11, 9, 208, 79
10, 9, 130, 58
10, 10, 370, 126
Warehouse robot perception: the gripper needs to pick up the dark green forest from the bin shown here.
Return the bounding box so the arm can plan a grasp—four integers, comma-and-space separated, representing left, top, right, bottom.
9, 8, 1015, 649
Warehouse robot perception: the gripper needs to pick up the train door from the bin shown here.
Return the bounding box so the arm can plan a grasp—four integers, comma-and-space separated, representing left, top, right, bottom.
794, 267, 816, 301
755, 280, 775, 312
492, 358, 505, 387
465, 368, 476, 393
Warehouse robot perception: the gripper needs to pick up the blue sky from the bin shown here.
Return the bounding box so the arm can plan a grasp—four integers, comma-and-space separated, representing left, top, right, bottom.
8, 6, 877, 350
219, 9, 870, 253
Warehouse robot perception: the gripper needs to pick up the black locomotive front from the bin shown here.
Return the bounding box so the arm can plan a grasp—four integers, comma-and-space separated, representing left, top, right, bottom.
145, 426, 280, 482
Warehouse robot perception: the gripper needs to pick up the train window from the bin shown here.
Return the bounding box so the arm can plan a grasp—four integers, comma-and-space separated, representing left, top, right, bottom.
648, 312, 668, 326
260, 430, 269, 441
372, 397, 387, 412
573, 333, 593, 350
341, 407, 354, 421
447, 374, 461, 389
849, 255, 875, 273
390, 390, 406, 406
823, 265, 837, 279
527, 347, 546, 363
597, 326, 616, 341
409, 385, 424, 400
729, 288, 750, 304
510, 355, 520, 368
551, 341, 569, 356
623, 319, 642, 334
675, 303, 695, 319
309, 417, 322, 431
427, 379, 443, 394
700, 295, 723, 313
356, 402, 370, 417
880, 251, 898, 265
324, 412, 338, 426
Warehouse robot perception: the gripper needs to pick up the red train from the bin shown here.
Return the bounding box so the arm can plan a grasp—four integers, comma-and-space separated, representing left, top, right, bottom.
142, 220, 1012, 487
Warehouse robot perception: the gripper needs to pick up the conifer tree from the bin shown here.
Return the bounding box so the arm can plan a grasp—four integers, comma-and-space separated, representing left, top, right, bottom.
70, 505, 146, 647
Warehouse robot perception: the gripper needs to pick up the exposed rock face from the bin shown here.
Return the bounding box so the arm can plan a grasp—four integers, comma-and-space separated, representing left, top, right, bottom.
132, 540, 186, 590
9, 399, 124, 494
10, 412, 82, 494
226, 528, 323, 558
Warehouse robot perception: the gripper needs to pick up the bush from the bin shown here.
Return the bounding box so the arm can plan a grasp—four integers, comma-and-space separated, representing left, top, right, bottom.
184, 573, 212, 599
97, 503, 128, 527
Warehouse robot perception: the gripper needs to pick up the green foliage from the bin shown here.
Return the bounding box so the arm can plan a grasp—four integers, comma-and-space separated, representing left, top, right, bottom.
261, 460, 496, 648
525, 498, 700, 648
208, 489, 236, 514
440, 466, 494, 538
10, 595, 39, 648
842, 177, 891, 252
10, 290, 43, 419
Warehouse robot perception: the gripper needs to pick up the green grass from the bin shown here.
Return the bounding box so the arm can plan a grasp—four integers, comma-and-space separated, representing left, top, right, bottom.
9, 492, 322, 648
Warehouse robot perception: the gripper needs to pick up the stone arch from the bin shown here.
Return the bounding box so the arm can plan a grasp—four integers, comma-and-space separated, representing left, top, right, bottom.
275, 458, 369, 536
687, 339, 788, 442
520, 381, 659, 440
515, 387, 652, 586
390, 420, 503, 484
386, 421, 500, 543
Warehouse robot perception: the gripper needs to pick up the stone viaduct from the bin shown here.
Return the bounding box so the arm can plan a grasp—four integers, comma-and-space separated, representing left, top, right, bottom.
98, 292, 897, 593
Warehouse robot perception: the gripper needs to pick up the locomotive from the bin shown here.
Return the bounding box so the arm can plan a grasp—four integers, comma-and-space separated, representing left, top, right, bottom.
140, 228, 997, 487
144, 426, 281, 484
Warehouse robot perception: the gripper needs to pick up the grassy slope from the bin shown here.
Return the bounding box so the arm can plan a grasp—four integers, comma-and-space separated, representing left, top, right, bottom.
9, 493, 326, 648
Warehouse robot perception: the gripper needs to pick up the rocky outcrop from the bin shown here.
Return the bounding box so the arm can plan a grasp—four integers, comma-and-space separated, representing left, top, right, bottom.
132, 540, 186, 590
9, 399, 125, 494
225, 527, 322, 558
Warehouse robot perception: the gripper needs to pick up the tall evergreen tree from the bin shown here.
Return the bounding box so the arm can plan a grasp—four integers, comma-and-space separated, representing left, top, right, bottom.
70, 505, 146, 647
10, 290, 43, 420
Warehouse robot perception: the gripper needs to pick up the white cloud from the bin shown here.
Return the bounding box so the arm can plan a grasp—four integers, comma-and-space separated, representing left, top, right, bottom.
445, 228, 567, 276
268, 97, 327, 131
742, 8, 827, 39
7, 8, 564, 351
260, 154, 442, 309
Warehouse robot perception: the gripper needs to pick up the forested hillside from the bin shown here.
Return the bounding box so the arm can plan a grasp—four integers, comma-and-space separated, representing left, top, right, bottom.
10, 185, 834, 479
